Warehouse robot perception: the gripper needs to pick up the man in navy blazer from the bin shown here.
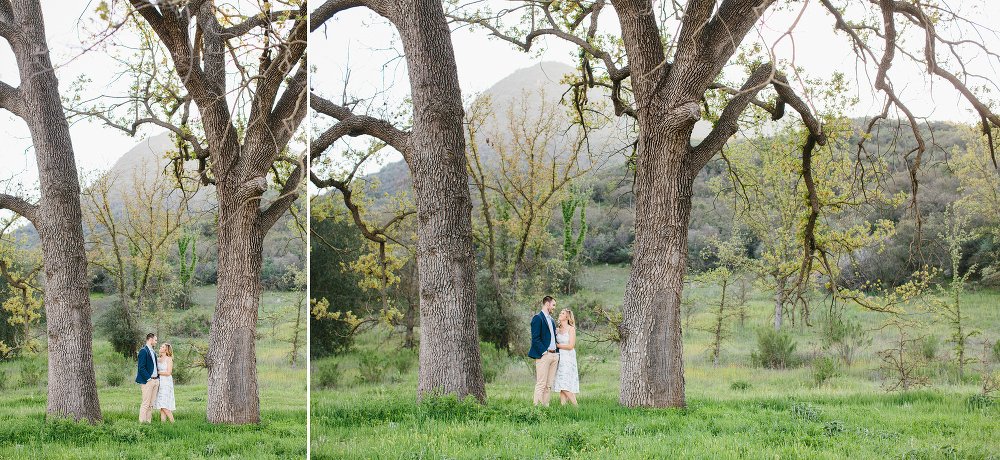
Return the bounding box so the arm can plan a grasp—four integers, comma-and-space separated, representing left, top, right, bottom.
136, 333, 160, 423
529, 295, 560, 405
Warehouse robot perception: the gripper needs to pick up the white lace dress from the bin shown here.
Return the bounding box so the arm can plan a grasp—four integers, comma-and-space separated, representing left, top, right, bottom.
154, 359, 175, 411
551, 332, 579, 394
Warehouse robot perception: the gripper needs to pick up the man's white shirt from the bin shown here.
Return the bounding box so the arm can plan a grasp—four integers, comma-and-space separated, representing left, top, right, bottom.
541, 309, 556, 352
146, 345, 158, 381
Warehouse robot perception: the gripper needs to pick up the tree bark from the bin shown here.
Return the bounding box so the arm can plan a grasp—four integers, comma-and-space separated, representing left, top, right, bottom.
5, 0, 101, 422
206, 172, 265, 423
611, 0, 772, 409
618, 124, 697, 408
395, 0, 485, 402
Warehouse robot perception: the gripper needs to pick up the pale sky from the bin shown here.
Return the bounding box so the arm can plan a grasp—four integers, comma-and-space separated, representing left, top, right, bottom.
2, 1, 997, 200
312, 0, 999, 176
0, 2, 160, 199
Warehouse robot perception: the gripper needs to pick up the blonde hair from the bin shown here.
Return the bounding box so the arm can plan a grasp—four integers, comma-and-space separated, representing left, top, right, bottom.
162, 343, 174, 357
561, 309, 575, 327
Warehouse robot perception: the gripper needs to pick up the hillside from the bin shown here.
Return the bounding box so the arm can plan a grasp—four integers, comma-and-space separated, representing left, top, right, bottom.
366, 62, 713, 199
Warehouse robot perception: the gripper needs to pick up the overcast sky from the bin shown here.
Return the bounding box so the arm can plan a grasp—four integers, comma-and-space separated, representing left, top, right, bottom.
0, 2, 164, 199
2, 1, 997, 200
312, 0, 999, 175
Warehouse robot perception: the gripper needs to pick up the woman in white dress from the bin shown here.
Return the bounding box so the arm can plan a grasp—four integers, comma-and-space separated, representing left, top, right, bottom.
551, 309, 579, 406
154, 343, 176, 422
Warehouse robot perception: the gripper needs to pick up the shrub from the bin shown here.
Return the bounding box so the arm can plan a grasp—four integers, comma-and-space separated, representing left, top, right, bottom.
172, 311, 212, 338
918, 334, 939, 361
820, 314, 871, 365
315, 360, 341, 389
95, 301, 143, 359
163, 284, 195, 311
812, 356, 840, 387
475, 272, 518, 351
730, 380, 751, 391
751, 328, 798, 369
310, 313, 354, 358
19, 360, 43, 387
171, 356, 195, 385
965, 393, 994, 411
479, 341, 504, 383
556, 426, 590, 457
824, 420, 847, 436
390, 348, 417, 375
564, 297, 599, 330
789, 401, 823, 421
358, 351, 387, 384
104, 358, 130, 387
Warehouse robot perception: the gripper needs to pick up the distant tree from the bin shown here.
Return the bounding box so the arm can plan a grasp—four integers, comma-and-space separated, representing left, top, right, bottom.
953, 127, 1000, 285
712, 120, 900, 329
465, 92, 591, 350
83, 164, 196, 355
0, 235, 43, 363
934, 205, 979, 379
0, 0, 102, 422
309, 196, 367, 358
466, 92, 591, 300
691, 234, 750, 366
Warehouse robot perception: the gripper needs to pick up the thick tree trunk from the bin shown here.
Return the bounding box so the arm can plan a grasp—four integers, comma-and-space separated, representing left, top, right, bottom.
618, 126, 695, 408
396, 0, 485, 402
206, 180, 265, 424
8, 0, 102, 422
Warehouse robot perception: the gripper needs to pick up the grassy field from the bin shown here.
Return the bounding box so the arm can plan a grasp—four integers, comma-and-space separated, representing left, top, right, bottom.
0, 285, 307, 459
312, 265, 1000, 459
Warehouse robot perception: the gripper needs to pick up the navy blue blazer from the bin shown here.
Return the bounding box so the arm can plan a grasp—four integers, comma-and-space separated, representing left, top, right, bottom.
135, 346, 156, 384
528, 311, 558, 359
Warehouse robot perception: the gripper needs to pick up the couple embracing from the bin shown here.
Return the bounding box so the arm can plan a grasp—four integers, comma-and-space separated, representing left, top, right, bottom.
529, 296, 579, 406
136, 333, 176, 423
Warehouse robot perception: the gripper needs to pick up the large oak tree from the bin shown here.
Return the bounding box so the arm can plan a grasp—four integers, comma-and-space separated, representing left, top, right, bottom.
451, 0, 1000, 407
0, 0, 102, 422
311, 0, 486, 401
83, 0, 308, 423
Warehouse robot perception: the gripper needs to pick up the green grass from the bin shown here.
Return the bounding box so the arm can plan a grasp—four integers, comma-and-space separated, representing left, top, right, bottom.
312, 265, 1000, 459
312, 373, 1000, 459
0, 285, 306, 459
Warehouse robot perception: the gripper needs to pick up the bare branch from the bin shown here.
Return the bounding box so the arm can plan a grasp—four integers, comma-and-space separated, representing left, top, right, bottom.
0, 80, 24, 118
689, 62, 775, 169
222, 9, 303, 39
0, 194, 38, 224
259, 153, 305, 233
310, 92, 411, 161
311, 0, 376, 31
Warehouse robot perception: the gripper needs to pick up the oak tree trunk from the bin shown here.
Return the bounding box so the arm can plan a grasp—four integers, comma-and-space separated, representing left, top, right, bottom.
618, 124, 696, 408
10, 0, 101, 422
205, 144, 267, 424
397, 0, 485, 402
611, 0, 771, 408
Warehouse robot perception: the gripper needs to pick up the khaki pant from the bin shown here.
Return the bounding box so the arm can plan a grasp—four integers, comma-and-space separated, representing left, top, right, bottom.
533, 352, 560, 406
139, 378, 160, 423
